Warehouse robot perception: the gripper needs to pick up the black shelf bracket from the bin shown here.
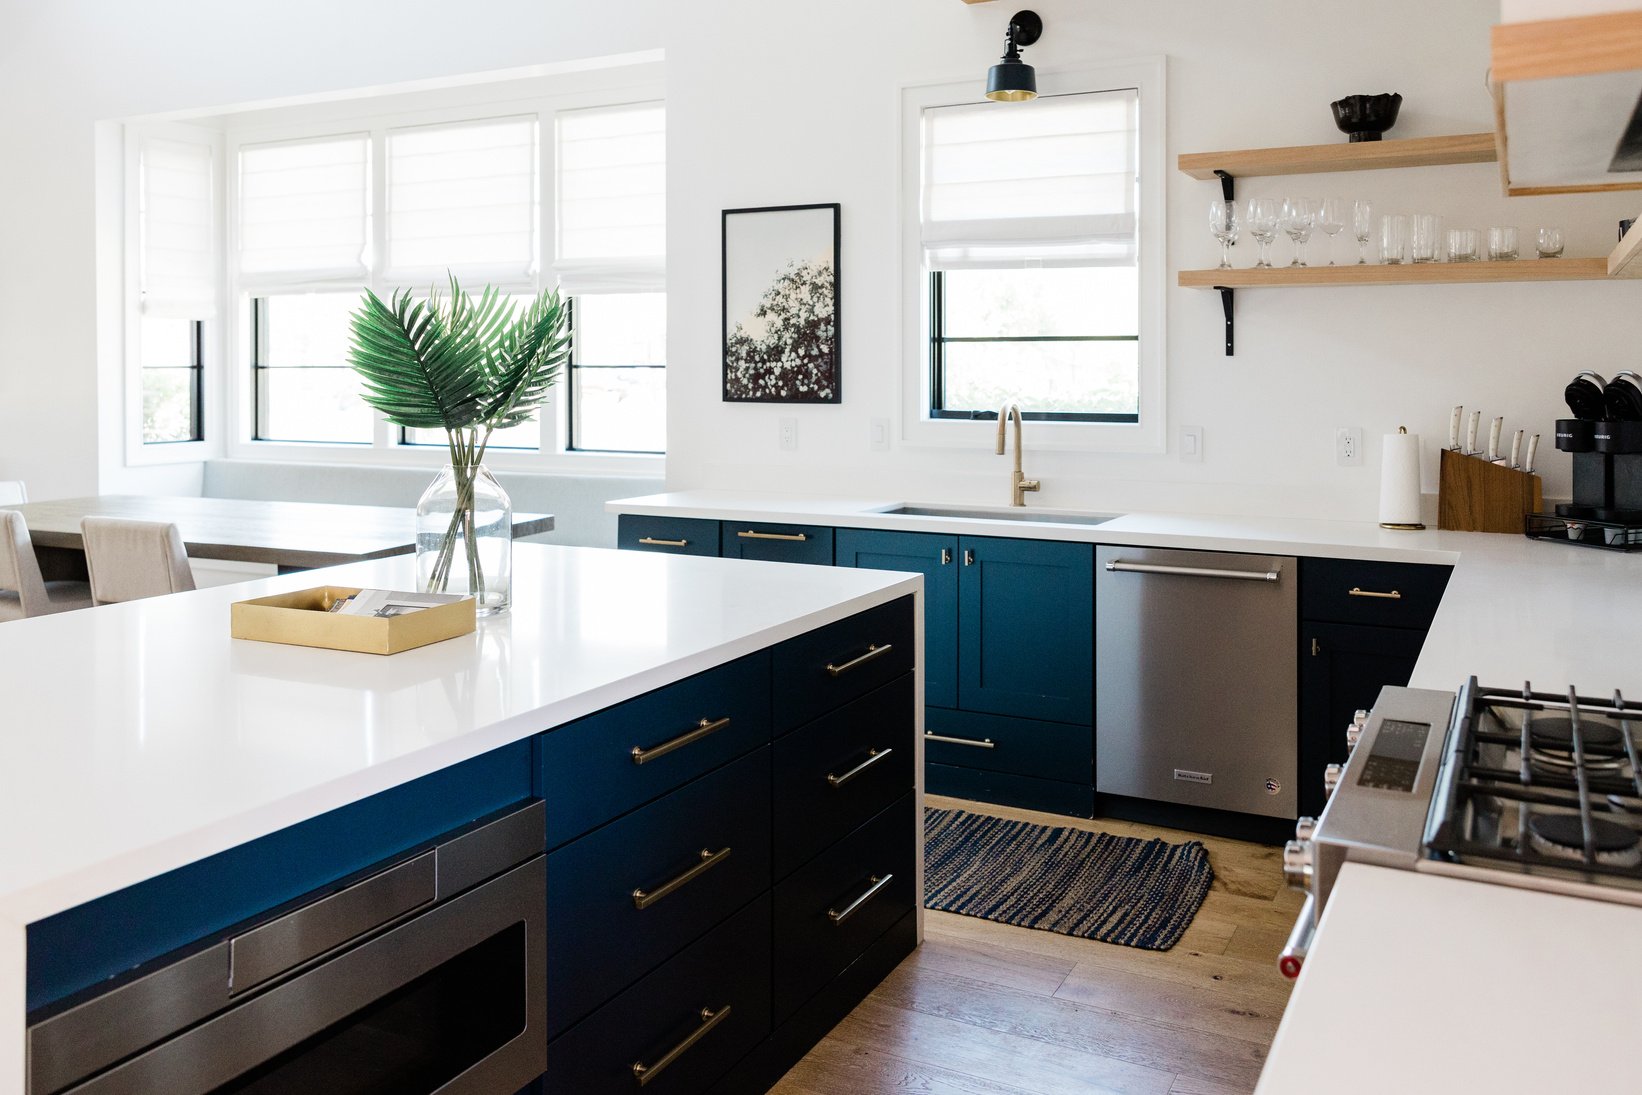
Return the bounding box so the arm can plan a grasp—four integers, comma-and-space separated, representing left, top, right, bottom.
1216, 287, 1234, 356
1213, 169, 1234, 202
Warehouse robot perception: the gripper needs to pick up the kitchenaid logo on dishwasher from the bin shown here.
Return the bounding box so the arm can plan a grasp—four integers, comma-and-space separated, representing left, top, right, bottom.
1173, 769, 1212, 785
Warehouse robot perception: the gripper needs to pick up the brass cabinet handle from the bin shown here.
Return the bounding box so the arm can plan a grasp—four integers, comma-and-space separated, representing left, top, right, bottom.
632, 847, 731, 910
826, 643, 892, 677
631, 716, 731, 765
737, 529, 808, 542
632, 1004, 732, 1086
826, 748, 894, 787
637, 537, 689, 547
925, 732, 995, 749
1348, 587, 1402, 600
828, 874, 894, 924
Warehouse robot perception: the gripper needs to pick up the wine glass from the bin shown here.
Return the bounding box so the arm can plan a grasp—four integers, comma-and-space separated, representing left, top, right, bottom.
1352, 199, 1375, 264
1245, 198, 1280, 268
1317, 198, 1347, 265
1281, 197, 1319, 267
1209, 198, 1240, 269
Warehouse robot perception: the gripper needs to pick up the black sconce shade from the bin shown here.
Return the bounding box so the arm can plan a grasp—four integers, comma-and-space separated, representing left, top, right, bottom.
986, 10, 1042, 103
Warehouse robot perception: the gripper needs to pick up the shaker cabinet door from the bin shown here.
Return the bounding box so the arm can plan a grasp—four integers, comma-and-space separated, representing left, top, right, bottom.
835, 529, 958, 709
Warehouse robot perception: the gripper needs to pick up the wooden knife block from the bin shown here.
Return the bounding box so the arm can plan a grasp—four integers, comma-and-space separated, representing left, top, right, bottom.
1438, 449, 1543, 533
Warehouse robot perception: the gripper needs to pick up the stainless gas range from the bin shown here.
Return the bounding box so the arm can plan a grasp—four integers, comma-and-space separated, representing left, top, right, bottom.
1278, 679, 1642, 979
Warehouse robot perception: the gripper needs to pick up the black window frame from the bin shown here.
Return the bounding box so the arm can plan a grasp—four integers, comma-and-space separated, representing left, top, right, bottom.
140, 319, 205, 445
250, 295, 370, 446
565, 294, 666, 456
926, 270, 1141, 424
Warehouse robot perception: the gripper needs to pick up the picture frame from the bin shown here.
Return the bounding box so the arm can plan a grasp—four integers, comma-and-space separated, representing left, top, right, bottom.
721, 203, 841, 404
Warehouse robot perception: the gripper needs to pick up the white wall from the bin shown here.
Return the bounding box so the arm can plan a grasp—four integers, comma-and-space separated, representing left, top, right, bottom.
663, 0, 1639, 520
0, 0, 664, 501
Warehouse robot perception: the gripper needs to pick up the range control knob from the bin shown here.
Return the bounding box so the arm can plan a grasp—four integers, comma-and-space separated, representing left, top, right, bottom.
1353, 709, 1370, 728
1282, 840, 1314, 891
1295, 815, 1318, 842
1345, 722, 1363, 752
1323, 763, 1345, 797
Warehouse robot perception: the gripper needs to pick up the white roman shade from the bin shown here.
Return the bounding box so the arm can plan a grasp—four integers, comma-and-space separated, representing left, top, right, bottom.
140, 136, 217, 318
921, 89, 1138, 270
386, 116, 538, 285
238, 134, 369, 284
554, 102, 665, 294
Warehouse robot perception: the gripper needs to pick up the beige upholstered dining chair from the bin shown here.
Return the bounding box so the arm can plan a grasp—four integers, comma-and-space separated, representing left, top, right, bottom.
0, 510, 94, 621
0, 481, 25, 505
81, 517, 196, 605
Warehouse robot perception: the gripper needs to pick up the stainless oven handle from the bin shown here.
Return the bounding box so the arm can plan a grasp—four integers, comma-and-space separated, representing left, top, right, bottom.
1278, 893, 1316, 981
1106, 559, 1282, 583
631, 1004, 732, 1087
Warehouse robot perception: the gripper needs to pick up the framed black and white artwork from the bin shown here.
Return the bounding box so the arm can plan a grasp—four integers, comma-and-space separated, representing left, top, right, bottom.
721, 203, 840, 403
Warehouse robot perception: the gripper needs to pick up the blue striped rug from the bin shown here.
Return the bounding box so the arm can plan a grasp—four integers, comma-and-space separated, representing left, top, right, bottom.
924, 808, 1215, 951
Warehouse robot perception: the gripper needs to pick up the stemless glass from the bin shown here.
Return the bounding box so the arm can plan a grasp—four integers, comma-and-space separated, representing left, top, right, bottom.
1488, 226, 1519, 261
1411, 214, 1441, 264
1537, 227, 1565, 259
1281, 197, 1319, 266
1209, 198, 1240, 269
1246, 198, 1281, 268
1353, 199, 1375, 264
1381, 214, 1410, 265
1447, 228, 1479, 262
1317, 198, 1348, 265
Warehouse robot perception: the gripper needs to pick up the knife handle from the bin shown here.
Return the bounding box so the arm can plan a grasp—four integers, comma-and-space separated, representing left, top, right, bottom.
1525, 433, 1540, 474
1509, 429, 1524, 469
1465, 411, 1481, 455
1449, 406, 1463, 451
1487, 417, 1503, 462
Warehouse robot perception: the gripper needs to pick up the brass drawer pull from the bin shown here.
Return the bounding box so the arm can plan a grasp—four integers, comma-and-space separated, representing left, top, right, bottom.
737, 529, 808, 542
637, 536, 689, 547
631, 716, 731, 765
826, 643, 892, 677
632, 1004, 732, 1086
828, 873, 894, 925
826, 748, 894, 787
925, 732, 995, 749
1347, 587, 1402, 600
632, 847, 731, 910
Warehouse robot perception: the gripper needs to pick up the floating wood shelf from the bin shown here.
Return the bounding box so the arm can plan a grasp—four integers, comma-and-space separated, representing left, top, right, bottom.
1177, 134, 1497, 183
1179, 258, 1612, 289
1610, 215, 1642, 277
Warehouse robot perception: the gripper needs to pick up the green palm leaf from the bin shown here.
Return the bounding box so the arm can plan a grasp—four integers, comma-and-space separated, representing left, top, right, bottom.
347, 284, 488, 431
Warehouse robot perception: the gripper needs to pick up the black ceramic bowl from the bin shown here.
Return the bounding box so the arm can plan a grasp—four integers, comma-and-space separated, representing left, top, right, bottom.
1330, 93, 1402, 142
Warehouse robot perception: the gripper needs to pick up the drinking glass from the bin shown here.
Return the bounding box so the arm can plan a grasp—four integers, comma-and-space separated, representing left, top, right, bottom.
1411, 214, 1441, 264
1245, 198, 1280, 268
1488, 226, 1519, 261
1317, 198, 1348, 265
1447, 228, 1479, 262
1352, 199, 1375, 264
1281, 197, 1319, 267
1209, 198, 1240, 269
1381, 215, 1409, 265
1537, 226, 1565, 259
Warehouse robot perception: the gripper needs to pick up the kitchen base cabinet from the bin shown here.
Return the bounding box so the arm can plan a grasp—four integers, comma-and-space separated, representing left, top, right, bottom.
617, 514, 722, 556
928, 763, 1093, 818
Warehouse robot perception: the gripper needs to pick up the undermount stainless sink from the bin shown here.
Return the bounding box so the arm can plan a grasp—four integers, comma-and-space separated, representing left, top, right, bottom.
881, 504, 1122, 526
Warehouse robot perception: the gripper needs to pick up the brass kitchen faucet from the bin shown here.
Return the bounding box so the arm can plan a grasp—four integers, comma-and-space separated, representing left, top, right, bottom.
995, 400, 1041, 507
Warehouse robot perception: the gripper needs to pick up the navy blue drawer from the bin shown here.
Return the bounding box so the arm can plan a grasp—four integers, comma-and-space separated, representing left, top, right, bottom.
545, 895, 772, 1095
546, 747, 772, 1037
773, 791, 916, 1024
774, 675, 915, 879
924, 707, 1092, 785
1301, 558, 1451, 630
618, 514, 721, 556
719, 522, 835, 565
537, 652, 771, 847
772, 596, 915, 734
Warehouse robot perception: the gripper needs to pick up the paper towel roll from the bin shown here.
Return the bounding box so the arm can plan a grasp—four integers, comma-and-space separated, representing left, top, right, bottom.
1379, 427, 1425, 529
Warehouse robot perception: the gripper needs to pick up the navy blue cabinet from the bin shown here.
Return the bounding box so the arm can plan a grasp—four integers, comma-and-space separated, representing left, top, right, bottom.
836, 529, 958, 708
617, 514, 722, 556
720, 521, 835, 565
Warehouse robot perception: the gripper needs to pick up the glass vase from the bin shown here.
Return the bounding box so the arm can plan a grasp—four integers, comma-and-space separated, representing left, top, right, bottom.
415, 463, 512, 617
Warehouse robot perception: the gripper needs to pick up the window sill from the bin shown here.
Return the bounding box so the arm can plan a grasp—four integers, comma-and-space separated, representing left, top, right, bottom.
224, 439, 664, 477
125, 439, 212, 467
897, 414, 1165, 455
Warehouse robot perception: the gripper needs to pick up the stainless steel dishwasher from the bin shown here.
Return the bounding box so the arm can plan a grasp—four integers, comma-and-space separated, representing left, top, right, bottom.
1095, 545, 1297, 819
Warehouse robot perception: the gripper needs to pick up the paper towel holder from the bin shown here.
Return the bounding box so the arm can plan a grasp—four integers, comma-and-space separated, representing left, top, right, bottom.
1381, 426, 1427, 531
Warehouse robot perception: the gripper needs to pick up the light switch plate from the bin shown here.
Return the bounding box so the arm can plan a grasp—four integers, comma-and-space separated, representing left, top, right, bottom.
1180, 425, 1204, 463
870, 418, 890, 452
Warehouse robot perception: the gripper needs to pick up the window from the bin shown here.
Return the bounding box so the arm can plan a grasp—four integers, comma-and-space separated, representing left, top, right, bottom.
136, 134, 216, 444
251, 292, 373, 444
903, 63, 1165, 451
568, 293, 666, 453
140, 317, 203, 443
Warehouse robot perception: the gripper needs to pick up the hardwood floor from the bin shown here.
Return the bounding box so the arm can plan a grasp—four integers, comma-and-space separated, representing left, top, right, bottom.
770, 795, 1305, 1095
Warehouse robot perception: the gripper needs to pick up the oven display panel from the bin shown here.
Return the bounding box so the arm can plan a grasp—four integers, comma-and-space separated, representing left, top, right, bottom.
1357, 719, 1429, 792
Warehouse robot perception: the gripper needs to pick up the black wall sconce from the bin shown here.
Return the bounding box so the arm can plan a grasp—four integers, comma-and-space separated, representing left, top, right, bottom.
986, 10, 1043, 102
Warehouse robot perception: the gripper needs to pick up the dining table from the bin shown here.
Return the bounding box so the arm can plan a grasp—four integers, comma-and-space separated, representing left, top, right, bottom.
9, 495, 555, 577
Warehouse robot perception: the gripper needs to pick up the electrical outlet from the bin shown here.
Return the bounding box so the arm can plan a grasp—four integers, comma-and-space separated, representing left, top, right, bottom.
1179, 425, 1204, 463
1336, 426, 1363, 467
779, 417, 798, 451
869, 418, 891, 452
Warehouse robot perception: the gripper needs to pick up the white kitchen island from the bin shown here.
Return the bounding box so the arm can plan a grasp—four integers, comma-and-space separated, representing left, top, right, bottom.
0, 543, 922, 1095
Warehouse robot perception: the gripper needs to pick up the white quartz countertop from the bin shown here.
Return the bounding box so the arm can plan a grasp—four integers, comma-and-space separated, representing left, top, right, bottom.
1255, 862, 1642, 1093
608, 489, 1642, 694
0, 544, 918, 926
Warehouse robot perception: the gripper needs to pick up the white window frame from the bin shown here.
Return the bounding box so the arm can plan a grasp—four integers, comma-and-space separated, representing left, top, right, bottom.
123, 122, 224, 467
898, 58, 1167, 454
218, 72, 665, 475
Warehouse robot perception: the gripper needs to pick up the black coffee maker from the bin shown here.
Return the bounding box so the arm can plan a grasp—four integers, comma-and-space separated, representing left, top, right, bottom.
1540, 371, 1642, 547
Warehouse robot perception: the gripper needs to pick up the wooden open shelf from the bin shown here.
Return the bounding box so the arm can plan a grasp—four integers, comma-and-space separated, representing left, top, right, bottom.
1177, 133, 1497, 182
1179, 257, 1610, 289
